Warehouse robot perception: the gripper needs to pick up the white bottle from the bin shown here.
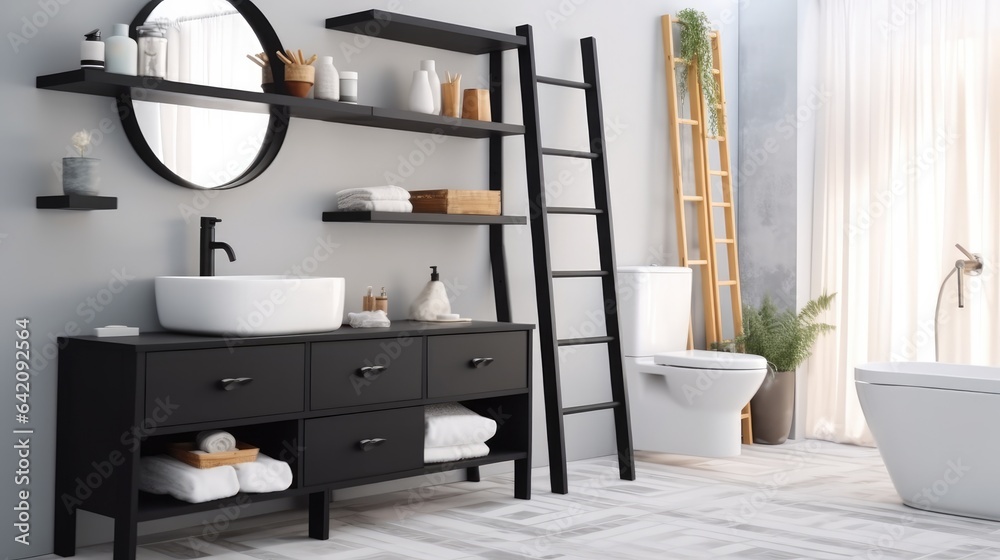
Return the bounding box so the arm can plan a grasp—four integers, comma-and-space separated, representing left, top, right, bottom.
80, 29, 104, 69
420, 59, 441, 114
314, 56, 340, 101
105, 24, 137, 76
340, 71, 358, 104
408, 70, 434, 114
409, 266, 452, 321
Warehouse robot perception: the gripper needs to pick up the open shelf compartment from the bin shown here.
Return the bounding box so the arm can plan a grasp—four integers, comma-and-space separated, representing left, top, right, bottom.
36, 70, 524, 140
325, 10, 526, 55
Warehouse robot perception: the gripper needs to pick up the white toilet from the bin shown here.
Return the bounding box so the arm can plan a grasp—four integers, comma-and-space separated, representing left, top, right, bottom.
617, 266, 767, 457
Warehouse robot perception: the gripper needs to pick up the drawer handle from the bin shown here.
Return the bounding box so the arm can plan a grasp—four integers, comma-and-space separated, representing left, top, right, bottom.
218, 377, 253, 391
356, 365, 387, 380
359, 438, 387, 451
470, 357, 495, 368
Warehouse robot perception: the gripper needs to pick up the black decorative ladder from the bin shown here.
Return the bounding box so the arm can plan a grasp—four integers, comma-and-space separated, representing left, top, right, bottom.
516, 25, 635, 494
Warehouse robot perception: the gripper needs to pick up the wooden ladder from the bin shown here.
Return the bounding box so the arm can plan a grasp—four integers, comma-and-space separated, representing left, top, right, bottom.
661, 16, 751, 444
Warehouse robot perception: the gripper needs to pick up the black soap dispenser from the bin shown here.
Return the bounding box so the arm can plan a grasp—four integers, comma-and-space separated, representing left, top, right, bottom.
81, 29, 105, 69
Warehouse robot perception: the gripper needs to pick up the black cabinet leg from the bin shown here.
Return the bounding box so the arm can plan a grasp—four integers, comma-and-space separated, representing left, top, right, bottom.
113, 515, 138, 560
514, 458, 531, 500
308, 491, 330, 540
53, 501, 76, 557
466, 466, 481, 482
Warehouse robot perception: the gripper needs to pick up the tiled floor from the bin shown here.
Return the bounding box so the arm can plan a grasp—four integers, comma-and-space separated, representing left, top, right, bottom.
40, 441, 1000, 559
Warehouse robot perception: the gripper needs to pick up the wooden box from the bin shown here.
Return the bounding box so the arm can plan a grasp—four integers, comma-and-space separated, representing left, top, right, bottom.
167, 442, 259, 469
410, 190, 501, 215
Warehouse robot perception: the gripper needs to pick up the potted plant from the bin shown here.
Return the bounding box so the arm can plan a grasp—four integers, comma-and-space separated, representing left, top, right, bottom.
62, 130, 99, 196
729, 293, 836, 444
676, 8, 721, 135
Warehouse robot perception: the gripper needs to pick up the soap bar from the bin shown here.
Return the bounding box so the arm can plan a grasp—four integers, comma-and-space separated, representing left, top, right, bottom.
436, 313, 460, 320
94, 325, 139, 337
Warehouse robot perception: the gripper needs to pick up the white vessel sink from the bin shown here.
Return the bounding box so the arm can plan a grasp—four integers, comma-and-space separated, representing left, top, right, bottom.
155, 276, 345, 336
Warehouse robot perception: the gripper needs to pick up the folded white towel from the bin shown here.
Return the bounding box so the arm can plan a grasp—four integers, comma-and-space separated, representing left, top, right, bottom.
231, 453, 293, 493
139, 455, 240, 503
348, 310, 391, 328
337, 186, 410, 202
424, 443, 490, 463
425, 403, 497, 448
195, 430, 236, 453
338, 200, 413, 213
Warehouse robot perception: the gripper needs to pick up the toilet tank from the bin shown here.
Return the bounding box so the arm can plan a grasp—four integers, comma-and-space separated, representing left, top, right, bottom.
617, 266, 692, 357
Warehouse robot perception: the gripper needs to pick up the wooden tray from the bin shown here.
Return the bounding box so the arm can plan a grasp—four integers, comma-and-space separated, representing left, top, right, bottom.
409, 189, 500, 215
167, 442, 259, 469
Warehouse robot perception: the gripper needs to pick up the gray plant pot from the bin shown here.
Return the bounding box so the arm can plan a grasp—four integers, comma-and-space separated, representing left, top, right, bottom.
749, 370, 795, 444
62, 157, 100, 195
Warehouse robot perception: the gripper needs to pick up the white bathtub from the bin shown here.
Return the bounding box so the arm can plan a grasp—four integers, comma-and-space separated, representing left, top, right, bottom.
856, 361, 1000, 521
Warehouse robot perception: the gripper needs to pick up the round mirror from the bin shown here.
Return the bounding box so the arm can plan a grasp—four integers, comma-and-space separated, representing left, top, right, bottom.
122, 0, 286, 189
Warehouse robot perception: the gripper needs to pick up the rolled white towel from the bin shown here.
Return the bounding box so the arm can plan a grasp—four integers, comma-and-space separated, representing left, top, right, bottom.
139, 455, 240, 503
348, 310, 391, 328
337, 200, 413, 213
195, 430, 236, 453
425, 403, 497, 448
231, 453, 293, 493
336, 186, 410, 202
424, 443, 490, 464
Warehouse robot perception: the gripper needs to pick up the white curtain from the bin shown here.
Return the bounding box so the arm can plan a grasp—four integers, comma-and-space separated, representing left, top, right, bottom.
135, 11, 266, 187
806, 0, 1000, 445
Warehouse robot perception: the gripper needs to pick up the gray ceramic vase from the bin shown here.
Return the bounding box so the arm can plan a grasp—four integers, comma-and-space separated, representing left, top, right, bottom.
62, 157, 100, 195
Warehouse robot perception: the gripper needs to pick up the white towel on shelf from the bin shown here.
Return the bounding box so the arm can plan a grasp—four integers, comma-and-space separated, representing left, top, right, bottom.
337, 200, 413, 213
231, 453, 293, 493
195, 430, 236, 453
348, 310, 391, 328
424, 443, 490, 464
138, 455, 240, 504
337, 186, 411, 202
425, 403, 498, 447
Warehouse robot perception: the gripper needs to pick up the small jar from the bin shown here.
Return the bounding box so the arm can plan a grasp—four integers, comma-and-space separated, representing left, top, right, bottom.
136, 23, 167, 78
340, 71, 358, 104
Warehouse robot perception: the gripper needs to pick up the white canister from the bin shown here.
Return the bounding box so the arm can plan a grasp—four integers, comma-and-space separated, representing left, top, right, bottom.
81, 29, 104, 69
314, 56, 340, 101
340, 71, 358, 104
105, 24, 137, 76
420, 60, 441, 114
408, 70, 434, 114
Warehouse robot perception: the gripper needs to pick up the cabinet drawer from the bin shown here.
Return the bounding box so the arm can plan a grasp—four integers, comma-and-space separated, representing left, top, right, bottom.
427, 332, 528, 398
304, 407, 424, 485
145, 345, 304, 427
311, 339, 422, 410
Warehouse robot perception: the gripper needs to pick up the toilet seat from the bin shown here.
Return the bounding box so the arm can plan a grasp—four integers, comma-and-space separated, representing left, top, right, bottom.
654, 349, 766, 371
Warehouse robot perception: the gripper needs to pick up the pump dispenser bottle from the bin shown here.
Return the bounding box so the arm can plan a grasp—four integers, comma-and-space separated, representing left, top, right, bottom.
409, 266, 451, 320
81, 29, 104, 69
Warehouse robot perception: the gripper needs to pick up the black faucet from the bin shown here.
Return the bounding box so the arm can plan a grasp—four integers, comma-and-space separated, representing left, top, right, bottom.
199, 217, 236, 276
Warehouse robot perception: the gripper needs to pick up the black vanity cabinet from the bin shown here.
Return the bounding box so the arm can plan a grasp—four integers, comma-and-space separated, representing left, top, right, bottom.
54, 321, 533, 560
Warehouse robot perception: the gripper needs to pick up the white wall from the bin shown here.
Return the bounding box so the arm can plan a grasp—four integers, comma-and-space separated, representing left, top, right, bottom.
0, 1, 738, 557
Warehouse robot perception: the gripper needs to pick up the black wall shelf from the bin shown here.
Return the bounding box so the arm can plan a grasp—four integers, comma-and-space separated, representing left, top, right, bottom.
323, 211, 526, 225
326, 10, 526, 54
37, 194, 117, 210
36, 69, 524, 139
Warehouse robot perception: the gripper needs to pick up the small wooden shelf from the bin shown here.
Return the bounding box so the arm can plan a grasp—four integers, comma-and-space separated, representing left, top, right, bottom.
36, 69, 524, 140
37, 194, 117, 210
326, 10, 526, 54
323, 211, 526, 225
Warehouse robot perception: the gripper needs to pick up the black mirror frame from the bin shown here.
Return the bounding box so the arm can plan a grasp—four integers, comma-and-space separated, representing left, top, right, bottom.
121, 0, 289, 190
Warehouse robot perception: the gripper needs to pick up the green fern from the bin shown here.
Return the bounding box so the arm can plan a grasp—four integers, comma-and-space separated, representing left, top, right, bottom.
724, 293, 836, 373
676, 9, 720, 135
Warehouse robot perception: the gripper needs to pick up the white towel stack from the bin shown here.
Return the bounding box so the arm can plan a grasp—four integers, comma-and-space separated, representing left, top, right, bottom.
337, 186, 413, 213
348, 310, 391, 328
424, 403, 497, 463
139, 455, 240, 503
232, 454, 294, 493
